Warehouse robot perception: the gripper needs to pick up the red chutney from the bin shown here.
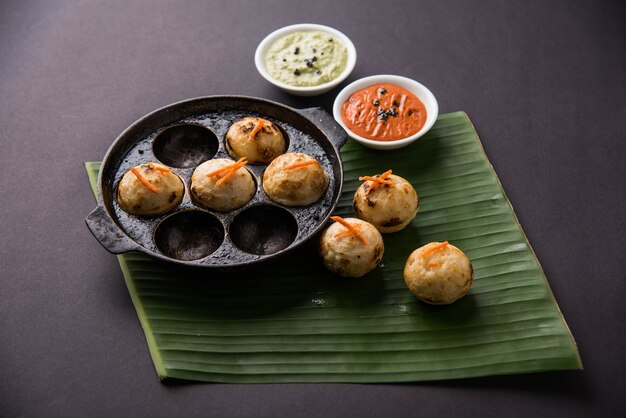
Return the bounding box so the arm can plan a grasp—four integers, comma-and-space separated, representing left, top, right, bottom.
341, 83, 427, 141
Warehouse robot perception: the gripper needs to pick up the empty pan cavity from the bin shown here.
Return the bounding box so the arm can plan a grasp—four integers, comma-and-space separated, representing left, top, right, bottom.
229, 205, 298, 255
153, 124, 218, 168
155, 210, 224, 260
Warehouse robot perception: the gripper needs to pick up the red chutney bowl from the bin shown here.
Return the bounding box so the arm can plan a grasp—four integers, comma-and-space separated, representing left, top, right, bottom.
333, 75, 438, 150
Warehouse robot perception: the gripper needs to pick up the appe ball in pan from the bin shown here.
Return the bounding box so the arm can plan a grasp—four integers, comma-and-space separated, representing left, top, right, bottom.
319, 217, 384, 278
117, 162, 184, 216
353, 173, 418, 233
226, 117, 287, 164
403, 241, 473, 305
263, 152, 329, 206
191, 158, 256, 212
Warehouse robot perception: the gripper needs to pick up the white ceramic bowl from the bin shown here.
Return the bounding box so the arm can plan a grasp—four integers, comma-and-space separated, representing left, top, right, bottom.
255, 23, 357, 96
333, 75, 438, 150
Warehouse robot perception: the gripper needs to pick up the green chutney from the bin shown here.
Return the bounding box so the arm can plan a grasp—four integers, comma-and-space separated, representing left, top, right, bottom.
265, 31, 348, 87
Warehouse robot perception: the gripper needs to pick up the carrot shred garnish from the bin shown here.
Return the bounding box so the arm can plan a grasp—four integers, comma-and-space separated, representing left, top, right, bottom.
427, 261, 441, 268
358, 176, 393, 185
284, 160, 317, 170
249, 119, 265, 140
131, 167, 158, 193
215, 160, 248, 187
359, 169, 393, 195
205, 158, 246, 178
421, 241, 449, 258
330, 216, 369, 246
146, 162, 171, 173
205, 166, 232, 178
335, 224, 362, 238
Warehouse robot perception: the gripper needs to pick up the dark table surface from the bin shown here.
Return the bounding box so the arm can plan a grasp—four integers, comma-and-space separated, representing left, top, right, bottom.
1, 0, 625, 416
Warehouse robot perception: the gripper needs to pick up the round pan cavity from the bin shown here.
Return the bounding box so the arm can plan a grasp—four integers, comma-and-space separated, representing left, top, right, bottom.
85, 96, 347, 269
155, 210, 224, 261
153, 124, 218, 168
230, 205, 298, 255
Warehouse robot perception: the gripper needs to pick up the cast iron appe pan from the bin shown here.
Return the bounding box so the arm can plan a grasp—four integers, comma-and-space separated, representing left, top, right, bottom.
85, 95, 347, 269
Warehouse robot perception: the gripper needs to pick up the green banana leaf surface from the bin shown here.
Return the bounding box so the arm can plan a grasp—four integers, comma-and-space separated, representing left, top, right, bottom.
85, 111, 581, 383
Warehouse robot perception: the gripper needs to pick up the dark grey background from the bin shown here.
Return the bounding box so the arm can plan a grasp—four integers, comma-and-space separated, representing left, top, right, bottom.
1, 0, 625, 416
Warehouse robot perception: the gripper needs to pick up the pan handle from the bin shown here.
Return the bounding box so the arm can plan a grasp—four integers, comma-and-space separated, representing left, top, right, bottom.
299, 107, 348, 150
85, 206, 139, 254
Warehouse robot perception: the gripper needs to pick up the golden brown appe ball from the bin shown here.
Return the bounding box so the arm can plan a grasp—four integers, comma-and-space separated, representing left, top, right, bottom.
353, 173, 418, 233
403, 241, 473, 305
226, 117, 286, 164
117, 162, 184, 216
190, 158, 256, 212
319, 217, 384, 277
263, 152, 329, 206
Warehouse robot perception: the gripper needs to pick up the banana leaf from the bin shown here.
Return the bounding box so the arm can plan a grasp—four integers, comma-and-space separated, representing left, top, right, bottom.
85, 111, 581, 383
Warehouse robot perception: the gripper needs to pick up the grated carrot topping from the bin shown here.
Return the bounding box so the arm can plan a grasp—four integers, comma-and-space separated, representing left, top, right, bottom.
284, 160, 317, 170
358, 176, 393, 185
249, 119, 265, 140
335, 224, 362, 238
205, 158, 246, 177
131, 167, 158, 193
330, 216, 369, 246
205, 166, 231, 178
359, 169, 393, 195
205, 158, 248, 186
427, 261, 441, 268
146, 162, 171, 173
215, 160, 248, 187
421, 241, 449, 258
